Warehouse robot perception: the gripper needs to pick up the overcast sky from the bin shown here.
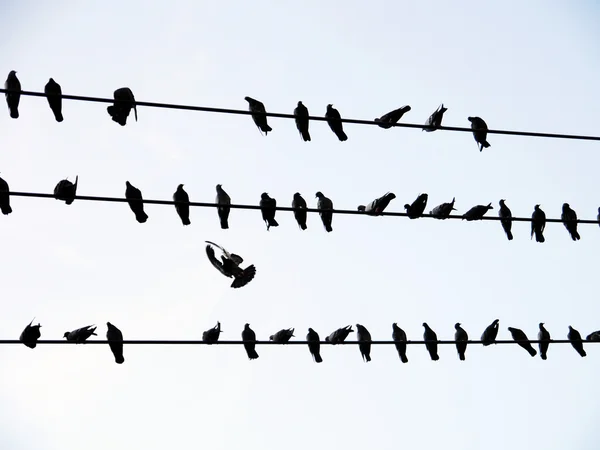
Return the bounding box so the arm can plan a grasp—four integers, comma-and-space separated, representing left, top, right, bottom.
1, 1, 599, 449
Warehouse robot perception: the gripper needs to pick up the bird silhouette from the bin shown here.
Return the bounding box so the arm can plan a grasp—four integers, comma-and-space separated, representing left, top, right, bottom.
44, 78, 63, 122
203, 322, 223, 344
316, 191, 333, 232
19, 319, 41, 349
356, 324, 372, 362
430, 197, 456, 219
292, 193, 308, 230
107, 87, 137, 126
294, 101, 311, 141
538, 323, 550, 360
245, 96, 272, 135
404, 193, 428, 219
325, 326, 354, 344
325, 104, 348, 141
423, 323, 439, 361
358, 192, 396, 216
0, 174, 13, 215
454, 323, 468, 361
125, 181, 148, 223
54, 176, 78, 205
270, 328, 295, 343
205, 241, 256, 288
216, 184, 231, 229
498, 199, 513, 240
259, 193, 279, 231
64, 325, 97, 343
106, 322, 124, 364
507, 327, 536, 357
463, 203, 493, 221
173, 184, 191, 226
5, 70, 21, 119
242, 323, 259, 360
561, 203, 580, 241
422, 104, 447, 131
568, 326, 586, 357
531, 205, 546, 243
374, 105, 411, 129
467, 116, 491, 151
392, 323, 408, 363
306, 328, 323, 363
481, 319, 499, 346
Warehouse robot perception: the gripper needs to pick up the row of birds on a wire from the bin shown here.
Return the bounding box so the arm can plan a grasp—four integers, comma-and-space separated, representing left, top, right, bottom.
3, 70, 492, 150
16, 319, 599, 365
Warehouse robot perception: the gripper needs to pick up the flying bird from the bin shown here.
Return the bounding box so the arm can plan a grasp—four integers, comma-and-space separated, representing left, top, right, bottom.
270, 328, 295, 343
44, 78, 63, 122
325, 325, 354, 344
242, 323, 259, 360
404, 193, 428, 219
568, 326, 586, 357
498, 199, 513, 240
173, 184, 191, 226
430, 197, 456, 219
306, 328, 323, 363
106, 322, 124, 364
107, 87, 137, 126
374, 105, 411, 129
586, 331, 600, 342
294, 101, 311, 141
467, 116, 491, 151
259, 193, 279, 231
358, 192, 396, 216
538, 323, 550, 360
0, 175, 13, 215
481, 319, 499, 346
423, 323, 439, 361
392, 323, 408, 363
292, 193, 308, 230
202, 322, 222, 344
19, 319, 41, 349
316, 191, 333, 232
5, 70, 21, 119
356, 324, 372, 362
125, 181, 148, 223
531, 204, 546, 243
422, 104, 447, 131
561, 203, 580, 241
245, 96, 272, 135
454, 323, 468, 361
507, 327, 536, 357
325, 104, 348, 141
216, 184, 231, 229
54, 176, 78, 205
463, 203, 493, 221
64, 325, 97, 343
205, 241, 256, 288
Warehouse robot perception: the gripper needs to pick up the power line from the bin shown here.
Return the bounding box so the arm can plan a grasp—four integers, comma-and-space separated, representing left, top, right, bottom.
1, 88, 599, 142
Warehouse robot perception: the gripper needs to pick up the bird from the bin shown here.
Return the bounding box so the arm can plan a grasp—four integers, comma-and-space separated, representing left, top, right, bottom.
19, 319, 41, 349
404, 193, 428, 219
259, 193, 279, 231
107, 87, 137, 126
5, 70, 21, 119
538, 323, 550, 360
306, 328, 323, 363
356, 324, 372, 362
325, 104, 348, 141
467, 116, 491, 151
53, 176, 78, 205
316, 191, 333, 232
586, 331, 600, 342
125, 181, 148, 223
357, 192, 396, 216
294, 101, 310, 141
64, 325, 97, 343
531, 204, 546, 243
106, 322, 124, 364
568, 326, 586, 357
374, 105, 411, 129
463, 203, 493, 221
245, 96, 272, 135
216, 184, 231, 229
392, 323, 408, 363
481, 319, 499, 346
498, 199, 513, 240
44, 78, 63, 122
430, 197, 456, 219
507, 327, 536, 357
561, 203, 580, 241
422, 104, 447, 131
454, 323, 468, 361
0, 174, 13, 215
292, 193, 308, 230
172, 184, 191, 226
597, 207, 600, 228
270, 328, 295, 343
242, 323, 259, 360
205, 241, 256, 288
202, 322, 223, 344
423, 323, 439, 361
325, 326, 354, 344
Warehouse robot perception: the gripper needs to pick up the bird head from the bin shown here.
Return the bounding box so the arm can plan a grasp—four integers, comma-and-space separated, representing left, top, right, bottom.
63, 332, 70, 338
563, 203, 569, 209
535, 204, 541, 209
9, 70, 17, 76
403, 204, 411, 210
216, 184, 222, 190
487, 203, 493, 209
298, 101, 303, 107
539, 322, 545, 328
269, 335, 274, 341
422, 322, 428, 328
493, 319, 500, 325
315, 191, 323, 199
357, 205, 366, 212
455, 323, 461, 329
261, 192, 269, 200
178, 184, 184, 189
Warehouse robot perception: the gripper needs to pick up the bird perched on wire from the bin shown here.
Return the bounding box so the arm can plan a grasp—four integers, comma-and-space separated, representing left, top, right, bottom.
19, 319, 41, 349
292, 193, 308, 230
498, 199, 513, 240
538, 323, 550, 360
306, 328, 323, 363
358, 192, 396, 216
531, 204, 546, 243
107, 87, 137, 126
270, 328, 295, 343
507, 327, 536, 357
325, 104, 348, 141
392, 323, 408, 363
44, 78, 63, 122
125, 181, 148, 223
561, 203, 580, 241
430, 197, 456, 219
325, 325, 354, 344
375, 105, 411, 129
316, 191, 333, 232
4, 70, 21, 119
216, 184, 231, 229
462, 203, 493, 221
294, 101, 310, 141
202, 322, 223, 344
242, 323, 259, 360
404, 193, 428, 219
422, 104, 447, 131
106, 322, 124, 364
586, 331, 600, 342
245, 96, 272, 135
423, 323, 439, 361
173, 184, 191, 226
467, 116, 491, 151
568, 326, 586, 357
481, 319, 499, 346
0, 174, 13, 215
205, 241, 256, 288
54, 176, 78, 205
454, 323, 468, 361
356, 324, 372, 362
64, 325, 97, 343
259, 193, 279, 231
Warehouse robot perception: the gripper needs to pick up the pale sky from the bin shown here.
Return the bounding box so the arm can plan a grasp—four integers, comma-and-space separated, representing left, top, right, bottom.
1, 1, 599, 449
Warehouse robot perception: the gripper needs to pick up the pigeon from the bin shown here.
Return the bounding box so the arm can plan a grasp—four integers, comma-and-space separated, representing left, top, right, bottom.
423, 323, 439, 361
315, 191, 333, 232
531, 204, 546, 243
463, 203, 493, 221
498, 199, 513, 240
423, 104, 447, 131
244, 96, 272, 135
306, 328, 323, 363
259, 193, 279, 231
538, 323, 550, 360
430, 197, 456, 219
374, 105, 411, 129
107, 87, 137, 126
0, 175, 13, 215
325, 104, 348, 141
205, 241, 256, 288
392, 323, 408, 363
5, 70, 21, 119
507, 327, 536, 357
568, 326, 586, 357
404, 193, 428, 219
294, 101, 310, 141
358, 192, 396, 216
561, 203, 580, 241
202, 322, 222, 344
242, 323, 259, 360
292, 193, 308, 230
481, 319, 500, 346
586, 331, 600, 342
54, 176, 78, 205
454, 323, 468, 361
356, 324, 372, 362
325, 325, 354, 344
172, 184, 191, 226
597, 207, 600, 228
106, 322, 124, 364
216, 184, 231, 229
19, 319, 41, 349
270, 328, 295, 343
64, 325, 97, 343
44, 78, 63, 122
125, 181, 148, 223
467, 116, 491, 151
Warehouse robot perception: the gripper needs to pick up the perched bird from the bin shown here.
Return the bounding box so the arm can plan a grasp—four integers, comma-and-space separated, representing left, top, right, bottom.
306, 328, 323, 363
64, 325, 97, 343
568, 326, 586, 357
481, 319, 500, 346
125, 181, 148, 223
202, 322, 223, 344
242, 323, 259, 360
325, 104, 348, 141
531, 204, 546, 243
498, 199, 513, 240
422, 104, 447, 131
586, 331, 600, 342
216, 184, 231, 229
358, 192, 396, 216
205, 241, 256, 288
356, 324, 372, 362
561, 203, 580, 241
463, 203, 493, 221
538, 323, 550, 361
106, 322, 124, 364
392, 323, 408, 363
597, 207, 600, 228
423, 323, 439, 361
430, 197, 456, 219
467, 116, 491, 151
404, 193, 428, 219
5, 70, 21, 119
374, 105, 411, 129
44, 78, 63, 122
54, 176, 78, 205
172, 184, 191, 226
270, 328, 295, 343
316, 191, 333, 232
245, 96, 272, 135
259, 193, 279, 231
507, 327, 536, 357
19, 319, 41, 349
325, 325, 354, 344
107, 87, 137, 126
0, 174, 13, 215
454, 323, 468, 361
294, 101, 311, 141
292, 193, 308, 230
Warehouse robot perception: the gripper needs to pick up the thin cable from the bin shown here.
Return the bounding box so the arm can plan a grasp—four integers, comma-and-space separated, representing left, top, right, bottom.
1, 88, 599, 142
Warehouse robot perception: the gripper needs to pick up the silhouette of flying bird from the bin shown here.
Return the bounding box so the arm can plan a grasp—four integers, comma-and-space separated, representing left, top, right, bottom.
107, 87, 137, 126
125, 181, 148, 223
205, 241, 256, 288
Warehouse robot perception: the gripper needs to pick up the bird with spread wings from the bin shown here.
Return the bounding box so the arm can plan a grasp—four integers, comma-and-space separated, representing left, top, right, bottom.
205, 241, 256, 288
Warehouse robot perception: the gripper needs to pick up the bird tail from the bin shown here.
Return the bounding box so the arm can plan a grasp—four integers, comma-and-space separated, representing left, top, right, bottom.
262, 124, 272, 134
577, 348, 587, 357
247, 349, 259, 360
527, 347, 537, 357
314, 354, 323, 363
10, 107, 18, 119
115, 355, 124, 364
300, 223, 307, 231
268, 218, 279, 228
1, 204, 12, 215
535, 230, 545, 243
507, 231, 513, 240
541, 353, 547, 360
220, 217, 229, 229
432, 354, 440, 361
572, 231, 580, 241
301, 130, 311, 141
325, 224, 333, 233
183, 218, 191, 226
483, 141, 491, 148
400, 354, 408, 363
55, 111, 64, 122
459, 353, 465, 361
136, 211, 148, 223
338, 131, 348, 141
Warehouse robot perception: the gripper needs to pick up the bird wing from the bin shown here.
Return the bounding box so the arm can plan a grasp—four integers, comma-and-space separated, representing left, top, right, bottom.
205, 245, 230, 278
231, 265, 256, 288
